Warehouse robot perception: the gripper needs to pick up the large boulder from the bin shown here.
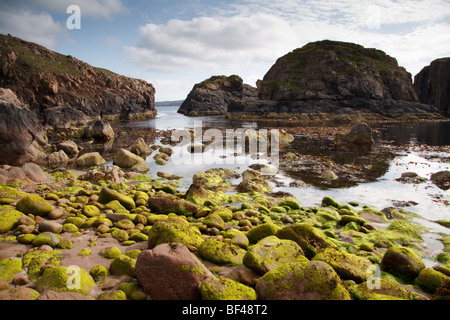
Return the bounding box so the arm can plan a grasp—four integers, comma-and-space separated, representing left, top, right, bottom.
16, 194, 54, 217
178, 75, 257, 116
414, 57, 450, 116
0, 88, 47, 166
255, 260, 351, 300
381, 246, 425, 283
147, 218, 204, 249
227, 40, 443, 121
113, 148, 150, 172
135, 243, 214, 300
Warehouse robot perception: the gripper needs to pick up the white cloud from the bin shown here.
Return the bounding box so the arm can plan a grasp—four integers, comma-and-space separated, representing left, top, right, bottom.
125, 13, 297, 74
0, 9, 67, 49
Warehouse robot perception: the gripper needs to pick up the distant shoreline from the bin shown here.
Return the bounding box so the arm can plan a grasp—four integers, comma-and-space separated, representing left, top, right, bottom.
155, 100, 184, 106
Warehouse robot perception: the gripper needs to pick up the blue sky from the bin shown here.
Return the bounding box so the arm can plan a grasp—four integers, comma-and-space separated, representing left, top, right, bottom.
1, 0, 450, 101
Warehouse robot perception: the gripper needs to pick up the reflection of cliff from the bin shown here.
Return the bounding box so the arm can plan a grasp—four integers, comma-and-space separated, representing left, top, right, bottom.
279, 132, 395, 189
376, 121, 450, 146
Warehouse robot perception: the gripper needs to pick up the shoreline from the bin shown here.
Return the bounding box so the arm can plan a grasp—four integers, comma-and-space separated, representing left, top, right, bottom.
1, 122, 449, 300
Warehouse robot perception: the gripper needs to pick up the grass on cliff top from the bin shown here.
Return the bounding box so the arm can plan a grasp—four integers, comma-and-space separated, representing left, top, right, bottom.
285, 40, 397, 75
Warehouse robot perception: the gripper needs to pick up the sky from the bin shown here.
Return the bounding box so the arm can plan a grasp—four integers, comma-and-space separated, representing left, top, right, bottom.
0, 0, 449, 101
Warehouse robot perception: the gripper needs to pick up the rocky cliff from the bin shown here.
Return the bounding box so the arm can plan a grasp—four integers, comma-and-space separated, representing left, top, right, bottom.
228, 40, 442, 121
414, 57, 450, 116
178, 75, 257, 116
0, 33, 156, 128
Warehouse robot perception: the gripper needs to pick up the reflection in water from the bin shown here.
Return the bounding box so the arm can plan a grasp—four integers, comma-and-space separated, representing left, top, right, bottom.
99, 105, 449, 223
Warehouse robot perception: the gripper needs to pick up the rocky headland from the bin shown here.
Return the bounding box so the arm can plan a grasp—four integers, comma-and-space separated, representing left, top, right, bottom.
179, 40, 444, 121
414, 57, 450, 116
0, 33, 156, 166
178, 75, 257, 116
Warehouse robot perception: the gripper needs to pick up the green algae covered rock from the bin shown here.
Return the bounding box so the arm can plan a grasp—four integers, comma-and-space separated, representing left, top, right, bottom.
255, 260, 351, 300
246, 222, 280, 244
381, 246, 425, 283
99, 246, 122, 259
32, 231, 60, 248
109, 254, 136, 277
414, 268, 449, 294
198, 238, 246, 265
0, 258, 22, 281
98, 187, 135, 210
201, 276, 257, 300
82, 205, 101, 217
312, 247, 373, 283
221, 229, 249, 249
0, 186, 26, 200
147, 219, 204, 249
0, 205, 24, 233
243, 236, 307, 275
321, 196, 342, 209
97, 290, 127, 300
36, 266, 95, 295
278, 197, 301, 210
16, 194, 54, 216
276, 223, 331, 259
202, 212, 226, 231
89, 265, 109, 281
117, 282, 147, 300
22, 250, 63, 280
349, 277, 419, 300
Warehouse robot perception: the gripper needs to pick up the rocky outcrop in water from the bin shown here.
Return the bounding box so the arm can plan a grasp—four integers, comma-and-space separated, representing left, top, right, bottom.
178, 75, 257, 116
414, 57, 450, 116
0, 33, 156, 128
227, 40, 443, 121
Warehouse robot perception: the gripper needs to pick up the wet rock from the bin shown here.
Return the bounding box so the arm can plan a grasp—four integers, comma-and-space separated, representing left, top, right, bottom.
381, 246, 425, 283
431, 170, 450, 190
147, 193, 198, 217
82, 119, 115, 142
336, 123, 374, 150
38, 221, 63, 234
76, 152, 106, 167
130, 138, 153, 158
98, 187, 135, 210
113, 148, 150, 172
396, 172, 426, 184
45, 150, 70, 166
198, 238, 246, 265
135, 243, 214, 300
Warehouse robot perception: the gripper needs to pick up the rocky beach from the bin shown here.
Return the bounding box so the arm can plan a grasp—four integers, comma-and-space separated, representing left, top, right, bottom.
0, 34, 450, 303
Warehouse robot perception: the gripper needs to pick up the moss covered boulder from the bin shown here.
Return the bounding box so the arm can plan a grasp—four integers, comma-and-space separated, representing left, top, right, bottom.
98, 187, 135, 211
198, 238, 246, 265
32, 231, 60, 248
148, 194, 199, 217
16, 194, 54, 216
147, 219, 204, 249
243, 236, 307, 275
349, 277, 419, 300
312, 247, 373, 283
22, 249, 63, 280
246, 222, 280, 244
276, 223, 330, 259
35, 266, 95, 295
0, 258, 22, 281
109, 254, 136, 277
135, 243, 214, 300
414, 268, 449, 294
255, 260, 351, 300
381, 246, 425, 283
201, 276, 257, 300
0, 205, 24, 233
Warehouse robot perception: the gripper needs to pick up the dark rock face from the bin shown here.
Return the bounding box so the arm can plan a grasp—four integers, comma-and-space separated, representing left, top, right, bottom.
414, 58, 450, 116
0, 88, 47, 165
178, 75, 257, 116
228, 40, 442, 121
0, 34, 156, 128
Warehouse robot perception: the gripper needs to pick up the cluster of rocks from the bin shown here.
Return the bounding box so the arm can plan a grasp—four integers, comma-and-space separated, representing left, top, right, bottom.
179, 40, 448, 121
0, 33, 156, 166
1, 161, 449, 300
